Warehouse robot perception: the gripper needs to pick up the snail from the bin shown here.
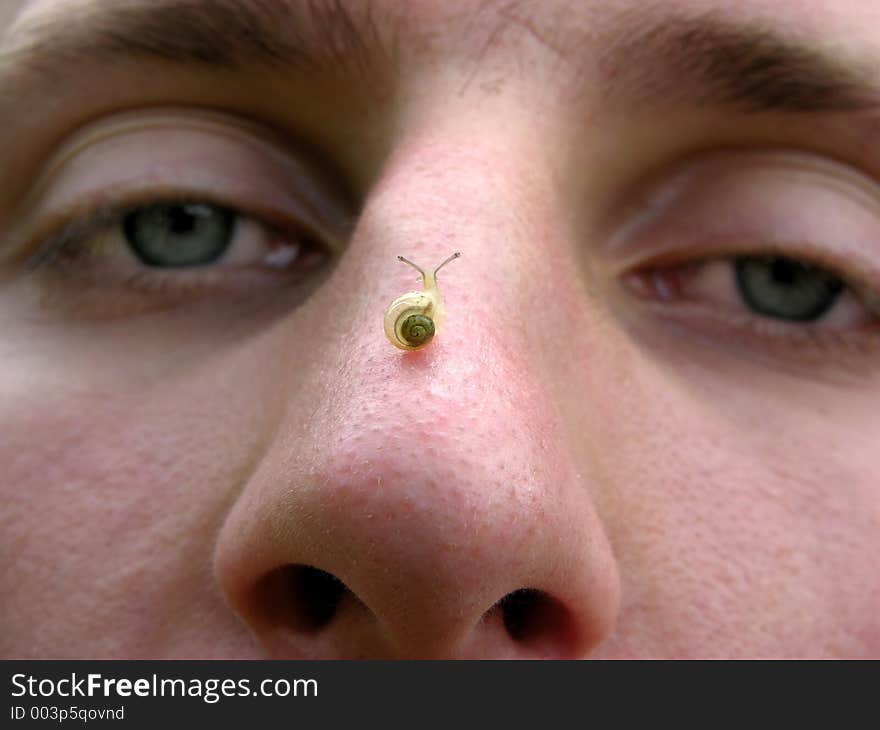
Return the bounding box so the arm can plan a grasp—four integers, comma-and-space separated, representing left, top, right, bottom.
384, 251, 461, 350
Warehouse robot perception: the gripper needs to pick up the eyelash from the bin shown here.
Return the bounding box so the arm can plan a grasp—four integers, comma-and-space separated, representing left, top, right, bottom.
22, 193, 329, 308
623, 253, 880, 359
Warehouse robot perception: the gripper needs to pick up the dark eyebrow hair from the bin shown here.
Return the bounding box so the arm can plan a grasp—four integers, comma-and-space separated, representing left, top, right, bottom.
1, 0, 390, 83
598, 10, 880, 114
1, 0, 879, 120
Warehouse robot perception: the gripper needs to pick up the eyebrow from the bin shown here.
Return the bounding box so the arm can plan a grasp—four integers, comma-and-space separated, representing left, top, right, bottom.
0, 0, 390, 86
598, 10, 880, 114
1, 1, 879, 119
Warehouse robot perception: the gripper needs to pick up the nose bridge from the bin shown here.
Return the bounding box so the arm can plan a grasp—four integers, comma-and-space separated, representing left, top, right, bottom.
214, 131, 620, 657
358, 124, 573, 360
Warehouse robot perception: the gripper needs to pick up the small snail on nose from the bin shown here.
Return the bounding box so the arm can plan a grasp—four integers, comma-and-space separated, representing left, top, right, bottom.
384, 251, 461, 350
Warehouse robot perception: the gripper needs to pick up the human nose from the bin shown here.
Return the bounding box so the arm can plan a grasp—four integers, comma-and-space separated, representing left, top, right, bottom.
213, 136, 621, 658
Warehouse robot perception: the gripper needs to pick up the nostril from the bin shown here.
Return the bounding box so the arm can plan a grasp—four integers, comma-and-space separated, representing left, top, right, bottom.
499, 588, 552, 641
496, 588, 574, 655
258, 565, 349, 633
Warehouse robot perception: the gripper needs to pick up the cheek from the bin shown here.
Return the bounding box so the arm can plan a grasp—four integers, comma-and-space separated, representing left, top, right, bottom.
584, 347, 880, 657
0, 330, 270, 657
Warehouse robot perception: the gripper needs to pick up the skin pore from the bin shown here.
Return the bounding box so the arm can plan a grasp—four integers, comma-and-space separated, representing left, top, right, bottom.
1, 0, 879, 658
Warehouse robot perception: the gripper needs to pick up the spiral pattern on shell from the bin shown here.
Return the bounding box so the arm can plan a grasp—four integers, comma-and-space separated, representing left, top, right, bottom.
384, 293, 439, 351
399, 313, 435, 346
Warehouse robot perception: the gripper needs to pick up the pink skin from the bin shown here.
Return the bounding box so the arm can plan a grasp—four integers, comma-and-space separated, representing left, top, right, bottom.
1, 0, 879, 658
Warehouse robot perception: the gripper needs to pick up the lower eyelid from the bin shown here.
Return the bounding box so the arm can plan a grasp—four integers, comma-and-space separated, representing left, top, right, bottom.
631, 295, 880, 380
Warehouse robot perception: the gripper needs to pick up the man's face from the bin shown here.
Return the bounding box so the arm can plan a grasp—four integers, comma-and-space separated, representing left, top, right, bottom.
1, 0, 879, 659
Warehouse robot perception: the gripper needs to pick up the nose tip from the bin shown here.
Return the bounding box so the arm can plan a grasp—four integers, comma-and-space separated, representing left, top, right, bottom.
214, 338, 620, 657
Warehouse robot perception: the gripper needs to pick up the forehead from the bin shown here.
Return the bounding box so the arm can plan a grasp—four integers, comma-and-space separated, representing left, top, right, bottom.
4, 0, 878, 79
6, 0, 878, 35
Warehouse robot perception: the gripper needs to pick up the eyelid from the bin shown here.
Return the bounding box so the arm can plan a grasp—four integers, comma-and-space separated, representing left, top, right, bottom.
31, 108, 296, 188
608, 148, 880, 252
18, 197, 330, 321
25, 195, 296, 273
606, 148, 880, 290
11, 107, 352, 261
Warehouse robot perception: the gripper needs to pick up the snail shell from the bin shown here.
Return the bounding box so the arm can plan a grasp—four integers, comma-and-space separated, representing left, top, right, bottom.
384, 252, 460, 350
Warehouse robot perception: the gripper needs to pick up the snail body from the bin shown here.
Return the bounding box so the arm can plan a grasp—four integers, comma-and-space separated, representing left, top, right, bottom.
384, 252, 460, 350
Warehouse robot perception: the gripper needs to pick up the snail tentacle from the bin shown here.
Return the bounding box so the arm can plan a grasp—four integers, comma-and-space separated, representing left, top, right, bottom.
397, 255, 425, 277
433, 251, 461, 275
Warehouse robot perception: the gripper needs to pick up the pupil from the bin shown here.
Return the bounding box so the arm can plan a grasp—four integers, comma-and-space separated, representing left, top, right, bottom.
168, 207, 198, 235
770, 259, 798, 285
403, 315, 434, 344
734, 256, 843, 322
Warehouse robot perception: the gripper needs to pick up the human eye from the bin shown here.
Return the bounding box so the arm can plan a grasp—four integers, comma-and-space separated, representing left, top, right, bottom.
725, 257, 847, 323
626, 254, 876, 330
7, 110, 349, 319
28, 196, 328, 315
611, 150, 880, 371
